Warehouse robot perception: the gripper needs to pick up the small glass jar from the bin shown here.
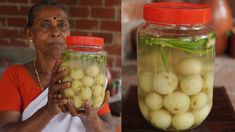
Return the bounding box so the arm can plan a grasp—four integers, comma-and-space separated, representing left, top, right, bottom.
61, 36, 107, 111
137, 2, 215, 131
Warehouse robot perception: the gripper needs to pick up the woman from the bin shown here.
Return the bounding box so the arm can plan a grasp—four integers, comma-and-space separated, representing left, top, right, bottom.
0, 1, 114, 132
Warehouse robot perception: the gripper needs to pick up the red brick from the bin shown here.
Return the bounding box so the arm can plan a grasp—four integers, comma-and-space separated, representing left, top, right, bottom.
8, 0, 28, 3
0, 29, 20, 38
113, 33, 121, 45
19, 6, 31, 16
56, 0, 77, 5
110, 68, 121, 79
31, 0, 39, 4
79, 0, 102, 6
91, 32, 113, 43
115, 56, 121, 67
0, 6, 18, 15
104, 44, 121, 56
76, 19, 98, 30
71, 31, 89, 36
105, 0, 120, 6
107, 56, 115, 67
8, 18, 27, 27
0, 18, 6, 27
117, 8, 121, 21
0, 39, 9, 46
18, 30, 26, 38
11, 39, 28, 47
92, 7, 115, 19
101, 21, 121, 31
69, 7, 89, 17
31, 0, 76, 4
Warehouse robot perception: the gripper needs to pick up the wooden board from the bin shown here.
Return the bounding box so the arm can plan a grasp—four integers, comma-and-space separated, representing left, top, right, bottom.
122, 86, 235, 132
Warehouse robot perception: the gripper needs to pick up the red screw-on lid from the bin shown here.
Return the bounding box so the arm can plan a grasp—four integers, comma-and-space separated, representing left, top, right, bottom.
66, 36, 104, 46
144, 2, 211, 25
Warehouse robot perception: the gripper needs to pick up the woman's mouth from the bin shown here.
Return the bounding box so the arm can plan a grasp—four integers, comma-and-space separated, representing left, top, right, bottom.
47, 42, 65, 48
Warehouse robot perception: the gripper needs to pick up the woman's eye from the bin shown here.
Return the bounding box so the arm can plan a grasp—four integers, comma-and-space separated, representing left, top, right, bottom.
40, 22, 50, 28
58, 22, 67, 29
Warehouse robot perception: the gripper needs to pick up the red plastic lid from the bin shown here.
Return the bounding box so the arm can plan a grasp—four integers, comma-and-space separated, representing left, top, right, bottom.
144, 2, 211, 25
66, 36, 104, 46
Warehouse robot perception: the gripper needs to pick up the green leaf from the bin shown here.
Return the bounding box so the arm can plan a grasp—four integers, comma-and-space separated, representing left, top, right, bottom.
138, 32, 214, 55
159, 47, 171, 72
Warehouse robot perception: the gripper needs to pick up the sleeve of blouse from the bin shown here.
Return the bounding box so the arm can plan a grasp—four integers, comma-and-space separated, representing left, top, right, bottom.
0, 67, 22, 112
97, 102, 111, 116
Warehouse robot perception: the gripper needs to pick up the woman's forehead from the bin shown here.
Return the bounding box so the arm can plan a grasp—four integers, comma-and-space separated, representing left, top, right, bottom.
35, 6, 68, 21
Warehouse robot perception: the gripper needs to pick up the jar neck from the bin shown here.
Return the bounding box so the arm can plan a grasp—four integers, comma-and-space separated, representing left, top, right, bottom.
147, 22, 208, 30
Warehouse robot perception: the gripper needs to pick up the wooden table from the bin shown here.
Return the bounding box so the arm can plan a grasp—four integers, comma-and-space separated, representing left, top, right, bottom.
123, 86, 235, 132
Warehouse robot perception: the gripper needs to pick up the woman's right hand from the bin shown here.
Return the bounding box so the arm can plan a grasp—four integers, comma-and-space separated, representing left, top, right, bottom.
46, 60, 71, 116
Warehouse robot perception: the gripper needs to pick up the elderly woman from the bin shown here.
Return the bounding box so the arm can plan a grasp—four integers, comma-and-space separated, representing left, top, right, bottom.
0, 1, 114, 132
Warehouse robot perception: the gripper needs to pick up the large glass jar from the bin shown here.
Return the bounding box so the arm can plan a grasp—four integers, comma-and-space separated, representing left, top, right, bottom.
137, 2, 215, 131
61, 36, 107, 111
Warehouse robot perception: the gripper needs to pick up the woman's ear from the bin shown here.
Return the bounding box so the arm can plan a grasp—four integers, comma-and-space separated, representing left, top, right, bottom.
25, 27, 34, 46
25, 27, 33, 40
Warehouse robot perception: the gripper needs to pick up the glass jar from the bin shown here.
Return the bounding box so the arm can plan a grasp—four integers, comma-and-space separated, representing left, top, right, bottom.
61, 36, 107, 111
137, 2, 215, 131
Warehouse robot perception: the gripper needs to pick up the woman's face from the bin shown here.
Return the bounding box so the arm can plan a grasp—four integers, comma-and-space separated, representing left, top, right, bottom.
30, 6, 70, 59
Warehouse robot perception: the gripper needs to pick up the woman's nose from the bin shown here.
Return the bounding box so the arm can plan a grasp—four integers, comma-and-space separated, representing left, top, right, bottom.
50, 33, 60, 38
50, 27, 61, 38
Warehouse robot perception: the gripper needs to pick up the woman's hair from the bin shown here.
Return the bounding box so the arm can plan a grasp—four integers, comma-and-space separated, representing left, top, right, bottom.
25, 0, 68, 29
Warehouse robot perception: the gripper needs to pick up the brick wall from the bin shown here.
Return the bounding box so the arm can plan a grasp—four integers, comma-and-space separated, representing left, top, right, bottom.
0, 0, 121, 79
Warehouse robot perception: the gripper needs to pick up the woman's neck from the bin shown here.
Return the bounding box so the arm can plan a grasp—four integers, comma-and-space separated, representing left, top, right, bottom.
35, 55, 58, 75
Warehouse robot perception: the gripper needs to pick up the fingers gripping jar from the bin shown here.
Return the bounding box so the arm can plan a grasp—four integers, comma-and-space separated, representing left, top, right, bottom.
61, 36, 107, 111
137, 2, 215, 131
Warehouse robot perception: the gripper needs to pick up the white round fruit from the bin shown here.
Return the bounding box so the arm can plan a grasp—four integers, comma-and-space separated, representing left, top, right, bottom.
145, 93, 163, 110
73, 96, 83, 108
60, 62, 70, 71
62, 76, 72, 82
64, 88, 74, 97
96, 73, 106, 85
176, 57, 202, 76
92, 96, 103, 108
138, 100, 149, 119
202, 71, 214, 90
153, 72, 178, 95
139, 71, 153, 92
86, 64, 100, 77
201, 63, 213, 75
139, 51, 159, 71
59, 65, 69, 72
164, 91, 190, 114
71, 80, 82, 92
82, 76, 94, 87
149, 109, 172, 130
80, 87, 92, 100
70, 68, 84, 80
192, 104, 212, 125
92, 85, 103, 96
191, 92, 208, 110
172, 112, 195, 130
180, 74, 203, 95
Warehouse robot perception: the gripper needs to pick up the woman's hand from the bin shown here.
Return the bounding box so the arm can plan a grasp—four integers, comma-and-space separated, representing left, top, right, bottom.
66, 91, 112, 132
46, 60, 71, 116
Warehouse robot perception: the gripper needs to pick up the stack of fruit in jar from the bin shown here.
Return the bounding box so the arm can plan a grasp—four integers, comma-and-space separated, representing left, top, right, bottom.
60, 51, 107, 110
137, 32, 215, 131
